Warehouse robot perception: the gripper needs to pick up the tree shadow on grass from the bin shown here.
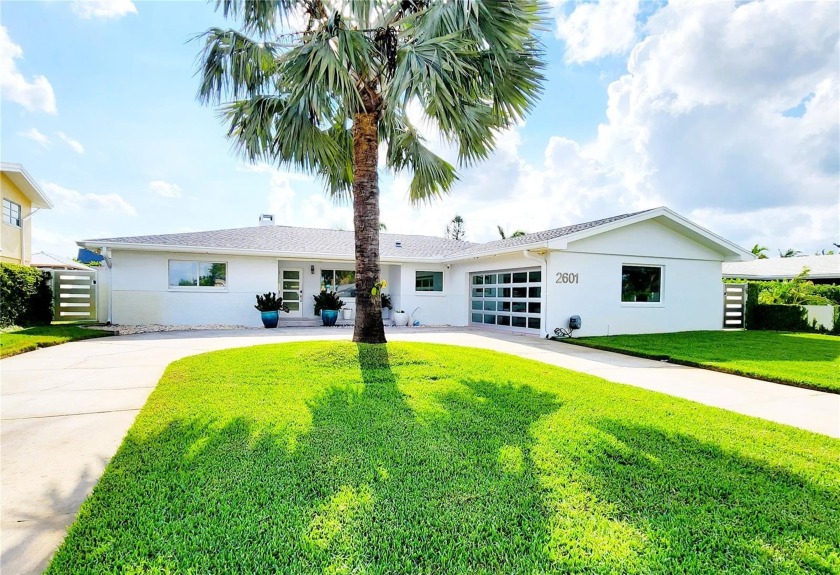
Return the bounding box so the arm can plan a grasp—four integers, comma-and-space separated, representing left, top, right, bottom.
572, 419, 840, 573
48, 344, 562, 574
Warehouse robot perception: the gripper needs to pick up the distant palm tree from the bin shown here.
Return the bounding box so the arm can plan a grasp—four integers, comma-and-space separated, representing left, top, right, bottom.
446, 215, 466, 241
498, 225, 526, 239
196, 0, 545, 343
379, 222, 387, 232
751, 244, 769, 259
779, 248, 803, 258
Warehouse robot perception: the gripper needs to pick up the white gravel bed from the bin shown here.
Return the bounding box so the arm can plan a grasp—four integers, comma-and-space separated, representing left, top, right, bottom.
84, 324, 252, 335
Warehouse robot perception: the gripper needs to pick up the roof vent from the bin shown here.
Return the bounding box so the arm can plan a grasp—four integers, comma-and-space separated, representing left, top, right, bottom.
258, 214, 275, 226
395, 241, 402, 248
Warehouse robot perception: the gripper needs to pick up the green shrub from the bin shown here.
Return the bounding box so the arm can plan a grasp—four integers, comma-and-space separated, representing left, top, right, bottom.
744, 283, 760, 329
749, 304, 810, 332
812, 284, 840, 305
0, 263, 53, 327
730, 272, 840, 307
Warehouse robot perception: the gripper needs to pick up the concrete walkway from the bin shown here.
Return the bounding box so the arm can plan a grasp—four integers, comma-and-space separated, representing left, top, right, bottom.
2, 327, 838, 573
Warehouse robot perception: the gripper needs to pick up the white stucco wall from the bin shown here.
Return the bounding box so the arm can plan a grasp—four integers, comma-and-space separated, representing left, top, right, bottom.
105, 218, 730, 334
110, 250, 279, 326
391, 262, 453, 326
108, 250, 403, 326
543, 220, 725, 336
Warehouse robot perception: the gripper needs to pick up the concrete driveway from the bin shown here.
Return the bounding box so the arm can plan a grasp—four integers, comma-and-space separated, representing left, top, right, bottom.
2, 327, 838, 573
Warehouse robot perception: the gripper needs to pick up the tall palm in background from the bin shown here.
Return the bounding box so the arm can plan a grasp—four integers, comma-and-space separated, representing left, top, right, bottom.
751, 244, 769, 259
196, 0, 546, 343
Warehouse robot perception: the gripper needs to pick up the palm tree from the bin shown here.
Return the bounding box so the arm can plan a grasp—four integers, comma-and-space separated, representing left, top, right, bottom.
445, 215, 466, 240
779, 248, 802, 258
498, 225, 525, 239
196, 1, 545, 344
750, 244, 769, 259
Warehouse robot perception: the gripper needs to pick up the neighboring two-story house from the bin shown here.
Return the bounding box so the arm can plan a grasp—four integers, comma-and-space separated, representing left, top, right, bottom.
1, 163, 53, 266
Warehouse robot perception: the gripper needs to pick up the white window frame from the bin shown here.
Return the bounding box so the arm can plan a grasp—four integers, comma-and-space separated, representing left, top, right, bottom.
3, 199, 21, 227
620, 264, 664, 307
168, 260, 229, 291
415, 270, 445, 295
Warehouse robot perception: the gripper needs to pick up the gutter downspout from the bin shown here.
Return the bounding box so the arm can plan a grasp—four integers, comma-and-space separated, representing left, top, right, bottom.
523, 248, 548, 338
20, 208, 40, 265
100, 247, 113, 324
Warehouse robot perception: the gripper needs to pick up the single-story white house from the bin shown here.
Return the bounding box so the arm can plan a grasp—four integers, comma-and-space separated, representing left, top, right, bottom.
77, 206, 753, 337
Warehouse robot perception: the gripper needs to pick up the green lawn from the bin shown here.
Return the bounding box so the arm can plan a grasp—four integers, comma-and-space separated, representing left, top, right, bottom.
563, 331, 840, 393
0, 324, 111, 358
49, 342, 839, 574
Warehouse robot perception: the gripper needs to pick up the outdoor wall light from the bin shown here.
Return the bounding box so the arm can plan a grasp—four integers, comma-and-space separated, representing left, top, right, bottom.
311, 264, 315, 274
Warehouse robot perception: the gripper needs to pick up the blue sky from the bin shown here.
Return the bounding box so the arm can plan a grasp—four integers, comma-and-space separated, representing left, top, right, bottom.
2, 0, 838, 258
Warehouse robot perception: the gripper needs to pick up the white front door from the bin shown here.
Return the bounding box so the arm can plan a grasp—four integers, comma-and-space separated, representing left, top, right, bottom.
279, 267, 303, 317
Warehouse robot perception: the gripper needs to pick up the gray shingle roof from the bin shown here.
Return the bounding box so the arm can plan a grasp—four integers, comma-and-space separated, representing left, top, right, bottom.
82, 209, 654, 260
85, 225, 476, 259
723, 255, 840, 280
448, 209, 653, 257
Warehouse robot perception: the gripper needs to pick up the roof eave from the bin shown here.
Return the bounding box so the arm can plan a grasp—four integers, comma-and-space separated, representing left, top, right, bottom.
77, 240, 453, 263
0, 163, 54, 209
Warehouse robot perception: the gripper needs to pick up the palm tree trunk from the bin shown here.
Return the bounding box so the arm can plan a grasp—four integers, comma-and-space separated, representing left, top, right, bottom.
352, 110, 386, 344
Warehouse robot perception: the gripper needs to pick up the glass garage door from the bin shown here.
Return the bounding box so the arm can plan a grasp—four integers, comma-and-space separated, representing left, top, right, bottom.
470, 268, 542, 332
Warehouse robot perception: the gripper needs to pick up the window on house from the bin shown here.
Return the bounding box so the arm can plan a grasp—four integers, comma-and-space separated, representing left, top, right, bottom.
321, 269, 356, 298
621, 265, 662, 302
168, 261, 227, 288
3, 199, 21, 227
416, 271, 443, 292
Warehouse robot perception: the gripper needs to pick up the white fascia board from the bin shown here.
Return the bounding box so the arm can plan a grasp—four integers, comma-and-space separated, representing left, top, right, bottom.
441, 243, 553, 263
0, 162, 54, 209
76, 241, 444, 264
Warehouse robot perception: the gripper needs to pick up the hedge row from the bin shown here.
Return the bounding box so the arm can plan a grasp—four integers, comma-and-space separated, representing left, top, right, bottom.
744, 284, 840, 334
729, 278, 840, 305
0, 263, 53, 327
747, 304, 810, 331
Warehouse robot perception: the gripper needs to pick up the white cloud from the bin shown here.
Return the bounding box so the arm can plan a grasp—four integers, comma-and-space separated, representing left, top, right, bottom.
552, 0, 642, 64
148, 180, 182, 198
238, 163, 352, 229
20, 128, 51, 148
56, 131, 85, 154
0, 26, 57, 114
42, 181, 137, 216
31, 227, 81, 260
71, 0, 137, 20
588, 0, 839, 237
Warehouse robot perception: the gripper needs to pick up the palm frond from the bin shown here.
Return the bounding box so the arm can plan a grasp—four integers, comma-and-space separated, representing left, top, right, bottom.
384, 117, 456, 204
222, 96, 342, 178
196, 28, 279, 104
213, 0, 300, 36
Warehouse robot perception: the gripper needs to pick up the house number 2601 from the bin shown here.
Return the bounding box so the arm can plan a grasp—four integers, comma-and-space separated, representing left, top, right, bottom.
555, 272, 579, 284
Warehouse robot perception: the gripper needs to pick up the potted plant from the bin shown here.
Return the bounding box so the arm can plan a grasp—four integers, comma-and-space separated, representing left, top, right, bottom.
381, 293, 393, 320
393, 309, 409, 326
254, 292, 290, 328
313, 290, 345, 327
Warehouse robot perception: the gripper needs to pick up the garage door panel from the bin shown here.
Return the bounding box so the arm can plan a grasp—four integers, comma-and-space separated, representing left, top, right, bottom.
470, 267, 541, 333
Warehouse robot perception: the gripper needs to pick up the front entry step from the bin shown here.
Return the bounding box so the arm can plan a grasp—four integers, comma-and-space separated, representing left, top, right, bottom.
278, 318, 354, 327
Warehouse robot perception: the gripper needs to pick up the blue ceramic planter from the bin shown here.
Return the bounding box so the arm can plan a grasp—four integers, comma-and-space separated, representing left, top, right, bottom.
321, 309, 339, 326
260, 310, 279, 328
